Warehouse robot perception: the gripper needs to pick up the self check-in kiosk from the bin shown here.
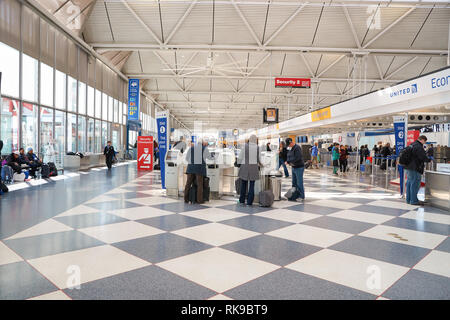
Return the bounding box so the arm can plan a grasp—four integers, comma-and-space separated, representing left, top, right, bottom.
165, 149, 184, 197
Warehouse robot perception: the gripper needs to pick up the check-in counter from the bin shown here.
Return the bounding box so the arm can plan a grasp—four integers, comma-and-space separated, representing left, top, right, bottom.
425, 170, 450, 212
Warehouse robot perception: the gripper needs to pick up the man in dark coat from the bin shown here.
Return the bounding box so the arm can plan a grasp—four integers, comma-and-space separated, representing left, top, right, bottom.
104, 141, 115, 170
184, 140, 211, 204
237, 135, 263, 206
405, 135, 431, 206
285, 137, 305, 201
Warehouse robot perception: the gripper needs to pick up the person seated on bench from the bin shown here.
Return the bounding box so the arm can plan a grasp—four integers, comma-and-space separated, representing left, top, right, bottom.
18, 148, 32, 168
26, 148, 42, 178
6, 152, 23, 174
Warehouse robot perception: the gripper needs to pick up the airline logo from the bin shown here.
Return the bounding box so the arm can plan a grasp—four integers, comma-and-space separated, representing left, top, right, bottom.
389, 83, 418, 98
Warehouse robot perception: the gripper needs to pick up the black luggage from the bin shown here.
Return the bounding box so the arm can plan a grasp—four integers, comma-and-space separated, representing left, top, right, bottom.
259, 190, 274, 207
202, 177, 210, 202
48, 162, 58, 176
380, 161, 386, 170
188, 184, 197, 204
0, 181, 8, 193
41, 164, 50, 178
154, 163, 160, 170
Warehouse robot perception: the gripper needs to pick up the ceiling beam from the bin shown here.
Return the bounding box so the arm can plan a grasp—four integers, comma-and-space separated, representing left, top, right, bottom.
230, 0, 263, 47
385, 56, 418, 79
128, 73, 400, 83
363, 6, 417, 48
263, 3, 308, 47
145, 90, 342, 98
316, 55, 346, 78
92, 43, 447, 56
342, 5, 361, 49
164, 0, 198, 45
119, 0, 163, 45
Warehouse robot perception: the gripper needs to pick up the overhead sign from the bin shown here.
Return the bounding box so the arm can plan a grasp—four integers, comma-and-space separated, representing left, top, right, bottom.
407, 130, 420, 145
393, 116, 406, 196
137, 136, 153, 171
156, 111, 169, 188
263, 108, 278, 123
128, 79, 140, 121
275, 78, 311, 88
311, 107, 331, 122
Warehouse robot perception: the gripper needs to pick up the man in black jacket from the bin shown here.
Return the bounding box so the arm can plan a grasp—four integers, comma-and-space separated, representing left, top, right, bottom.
285, 138, 305, 202
405, 135, 431, 206
104, 141, 115, 170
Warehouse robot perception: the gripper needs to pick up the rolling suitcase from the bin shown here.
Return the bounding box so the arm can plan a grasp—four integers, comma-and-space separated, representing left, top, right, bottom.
259, 190, 274, 207
188, 184, 197, 204
203, 177, 210, 202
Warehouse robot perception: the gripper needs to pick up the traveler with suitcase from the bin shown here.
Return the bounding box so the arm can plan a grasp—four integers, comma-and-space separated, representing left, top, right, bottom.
184, 139, 211, 204
237, 135, 263, 206
284, 137, 305, 202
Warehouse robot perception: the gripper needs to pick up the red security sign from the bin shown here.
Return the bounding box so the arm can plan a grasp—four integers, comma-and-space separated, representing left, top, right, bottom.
407, 130, 420, 146
137, 136, 154, 171
275, 78, 311, 88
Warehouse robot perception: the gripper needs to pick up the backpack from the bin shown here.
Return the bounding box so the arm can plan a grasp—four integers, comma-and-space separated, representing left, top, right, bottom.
1, 165, 14, 183
48, 162, 58, 176
41, 164, 50, 178
398, 146, 413, 166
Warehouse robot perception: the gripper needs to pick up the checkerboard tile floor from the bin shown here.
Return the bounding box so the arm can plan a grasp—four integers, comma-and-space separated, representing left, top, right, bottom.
1, 169, 448, 300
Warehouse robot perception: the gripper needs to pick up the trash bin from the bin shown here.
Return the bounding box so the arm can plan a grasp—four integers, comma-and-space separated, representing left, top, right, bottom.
269, 170, 282, 201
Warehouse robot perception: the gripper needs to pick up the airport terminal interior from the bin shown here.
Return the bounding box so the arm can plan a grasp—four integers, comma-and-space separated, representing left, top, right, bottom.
0, 0, 449, 301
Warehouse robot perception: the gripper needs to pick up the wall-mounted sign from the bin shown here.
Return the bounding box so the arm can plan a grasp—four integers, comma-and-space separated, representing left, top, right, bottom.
263, 108, 279, 123
311, 107, 331, 122
275, 78, 311, 88
128, 79, 140, 121
137, 136, 153, 171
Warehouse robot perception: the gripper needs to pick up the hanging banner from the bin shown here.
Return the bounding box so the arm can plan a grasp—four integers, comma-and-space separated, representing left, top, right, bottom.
137, 136, 153, 171
407, 130, 420, 145
128, 79, 140, 121
393, 116, 406, 195
275, 78, 311, 88
156, 111, 169, 188
311, 107, 331, 122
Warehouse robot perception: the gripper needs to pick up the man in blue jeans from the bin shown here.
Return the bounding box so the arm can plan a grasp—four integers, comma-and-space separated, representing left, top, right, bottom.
404, 135, 430, 205
285, 138, 305, 202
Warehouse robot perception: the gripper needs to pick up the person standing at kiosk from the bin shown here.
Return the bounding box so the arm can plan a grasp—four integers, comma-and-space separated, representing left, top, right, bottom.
184, 140, 210, 204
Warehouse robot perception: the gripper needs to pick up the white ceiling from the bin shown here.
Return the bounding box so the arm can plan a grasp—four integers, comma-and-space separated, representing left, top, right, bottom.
41, 0, 450, 130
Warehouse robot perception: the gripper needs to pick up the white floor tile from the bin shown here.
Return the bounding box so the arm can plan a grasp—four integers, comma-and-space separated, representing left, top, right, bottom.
7, 182, 30, 192
172, 223, 259, 246
328, 210, 395, 225
400, 210, 450, 225
6, 219, 73, 240
286, 249, 409, 295
414, 250, 450, 278
105, 188, 130, 195
307, 199, 361, 210
28, 290, 71, 300
157, 248, 279, 293
255, 209, 321, 224
359, 225, 447, 249
203, 199, 239, 208
0, 241, 23, 266
368, 200, 419, 211
266, 224, 353, 248
109, 206, 174, 220
78, 221, 165, 244
271, 201, 300, 209
28, 245, 150, 289
127, 196, 179, 206
179, 208, 246, 222
85, 194, 115, 204
208, 294, 233, 300
55, 205, 100, 217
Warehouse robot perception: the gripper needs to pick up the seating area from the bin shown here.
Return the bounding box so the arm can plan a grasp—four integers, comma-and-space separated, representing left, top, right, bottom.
64, 153, 106, 171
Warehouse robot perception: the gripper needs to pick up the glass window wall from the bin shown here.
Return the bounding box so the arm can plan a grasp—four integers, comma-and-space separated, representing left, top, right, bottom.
1, 98, 20, 154
0, 42, 20, 98
22, 54, 39, 102
67, 113, 77, 152
40, 62, 53, 106
40, 107, 54, 162
21, 102, 38, 152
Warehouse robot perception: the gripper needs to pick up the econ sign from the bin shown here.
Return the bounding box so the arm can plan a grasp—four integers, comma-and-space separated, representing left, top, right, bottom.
275, 78, 311, 88
128, 79, 140, 121
137, 136, 153, 171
